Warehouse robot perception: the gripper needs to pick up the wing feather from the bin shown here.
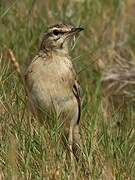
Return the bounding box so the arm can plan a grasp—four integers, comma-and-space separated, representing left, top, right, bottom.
73, 79, 81, 124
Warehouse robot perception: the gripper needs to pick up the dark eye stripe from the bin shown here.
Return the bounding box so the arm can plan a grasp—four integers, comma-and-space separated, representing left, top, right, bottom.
52, 29, 65, 36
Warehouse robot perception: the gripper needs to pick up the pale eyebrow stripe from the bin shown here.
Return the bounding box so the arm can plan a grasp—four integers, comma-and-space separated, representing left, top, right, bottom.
50, 27, 70, 33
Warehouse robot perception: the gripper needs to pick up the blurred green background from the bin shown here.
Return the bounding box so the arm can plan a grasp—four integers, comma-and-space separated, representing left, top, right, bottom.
0, 0, 135, 179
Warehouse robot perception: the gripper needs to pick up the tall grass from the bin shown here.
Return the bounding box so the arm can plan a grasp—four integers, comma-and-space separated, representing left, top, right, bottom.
0, 0, 135, 179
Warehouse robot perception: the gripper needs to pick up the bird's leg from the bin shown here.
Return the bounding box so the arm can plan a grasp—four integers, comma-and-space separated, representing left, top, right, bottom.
72, 124, 82, 159
69, 123, 77, 178
68, 124, 74, 163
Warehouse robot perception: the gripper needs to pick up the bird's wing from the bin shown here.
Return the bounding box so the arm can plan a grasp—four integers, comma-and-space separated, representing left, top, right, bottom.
72, 79, 81, 124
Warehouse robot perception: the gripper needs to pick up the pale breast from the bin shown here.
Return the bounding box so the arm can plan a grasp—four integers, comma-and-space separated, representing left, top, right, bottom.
26, 55, 76, 110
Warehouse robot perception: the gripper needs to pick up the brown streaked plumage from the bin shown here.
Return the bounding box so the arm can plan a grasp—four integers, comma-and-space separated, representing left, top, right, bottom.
25, 23, 83, 160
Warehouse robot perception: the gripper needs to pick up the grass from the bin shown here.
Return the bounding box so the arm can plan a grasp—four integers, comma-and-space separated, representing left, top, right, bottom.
0, 0, 135, 179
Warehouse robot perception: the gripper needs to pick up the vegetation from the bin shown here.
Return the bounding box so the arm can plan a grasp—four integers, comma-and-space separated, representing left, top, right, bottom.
0, 0, 135, 179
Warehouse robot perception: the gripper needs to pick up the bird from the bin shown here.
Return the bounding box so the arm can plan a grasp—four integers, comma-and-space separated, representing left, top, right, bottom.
25, 23, 83, 160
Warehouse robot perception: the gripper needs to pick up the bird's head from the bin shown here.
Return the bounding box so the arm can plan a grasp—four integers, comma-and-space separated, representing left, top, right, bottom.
40, 23, 84, 55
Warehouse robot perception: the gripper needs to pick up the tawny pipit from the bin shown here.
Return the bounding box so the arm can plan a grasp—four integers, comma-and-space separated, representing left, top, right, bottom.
25, 24, 83, 158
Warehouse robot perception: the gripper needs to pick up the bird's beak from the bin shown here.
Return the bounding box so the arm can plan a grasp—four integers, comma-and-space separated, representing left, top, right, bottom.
62, 27, 84, 48
69, 27, 84, 34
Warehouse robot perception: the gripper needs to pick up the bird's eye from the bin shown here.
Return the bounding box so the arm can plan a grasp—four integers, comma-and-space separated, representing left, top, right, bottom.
53, 30, 60, 36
